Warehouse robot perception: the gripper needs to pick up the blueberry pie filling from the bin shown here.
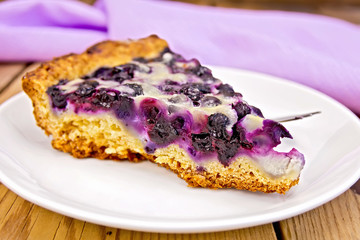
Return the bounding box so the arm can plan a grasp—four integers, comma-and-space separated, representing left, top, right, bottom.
24, 36, 304, 193
47, 48, 304, 170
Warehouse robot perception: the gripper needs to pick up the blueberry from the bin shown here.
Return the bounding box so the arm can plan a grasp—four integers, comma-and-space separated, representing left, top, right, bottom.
168, 95, 187, 104
113, 64, 138, 81
143, 105, 160, 125
164, 80, 179, 85
167, 105, 178, 115
89, 67, 112, 79
180, 85, 203, 102
75, 81, 98, 97
171, 116, 185, 130
124, 83, 143, 96
46, 86, 67, 109
250, 105, 264, 118
233, 102, 251, 120
160, 80, 181, 94
207, 113, 230, 139
194, 83, 212, 94
194, 65, 211, 77
90, 64, 138, 83
148, 118, 178, 145
217, 84, 235, 97
263, 120, 292, 146
213, 124, 252, 166
92, 89, 117, 108
192, 133, 213, 153
113, 96, 134, 119
180, 83, 211, 102
215, 139, 240, 166
159, 85, 178, 94
231, 124, 253, 149
140, 99, 165, 125
193, 101, 200, 107
192, 65, 216, 83
200, 96, 221, 107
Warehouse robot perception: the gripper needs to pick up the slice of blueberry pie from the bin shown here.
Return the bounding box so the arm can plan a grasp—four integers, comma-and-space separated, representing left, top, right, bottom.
23, 35, 304, 194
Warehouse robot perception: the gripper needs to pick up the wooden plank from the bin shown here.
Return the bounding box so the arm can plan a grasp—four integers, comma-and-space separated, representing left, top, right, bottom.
15, 203, 41, 240
79, 222, 106, 240
319, 5, 360, 24
0, 63, 27, 92
76, 224, 276, 240
53, 217, 85, 240
279, 189, 360, 240
0, 183, 10, 202
0, 63, 40, 104
0, 186, 18, 225
0, 195, 33, 239
351, 180, 360, 194
25, 208, 65, 240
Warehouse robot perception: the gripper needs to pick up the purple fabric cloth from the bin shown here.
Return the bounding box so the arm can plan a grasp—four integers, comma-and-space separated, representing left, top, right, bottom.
0, 0, 359, 113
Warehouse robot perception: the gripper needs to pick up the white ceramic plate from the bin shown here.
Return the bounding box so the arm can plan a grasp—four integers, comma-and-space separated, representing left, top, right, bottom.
0, 67, 359, 233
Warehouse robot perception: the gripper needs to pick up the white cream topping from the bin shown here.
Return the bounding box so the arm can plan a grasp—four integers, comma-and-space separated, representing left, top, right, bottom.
135, 62, 188, 85
254, 153, 303, 179
241, 114, 264, 132
59, 79, 84, 93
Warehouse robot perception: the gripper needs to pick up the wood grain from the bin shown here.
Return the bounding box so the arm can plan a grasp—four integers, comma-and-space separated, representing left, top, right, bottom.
0, 194, 33, 240
0, 63, 40, 104
0, 63, 27, 92
279, 190, 360, 240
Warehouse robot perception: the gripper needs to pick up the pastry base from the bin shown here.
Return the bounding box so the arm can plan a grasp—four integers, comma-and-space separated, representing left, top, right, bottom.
51, 113, 299, 194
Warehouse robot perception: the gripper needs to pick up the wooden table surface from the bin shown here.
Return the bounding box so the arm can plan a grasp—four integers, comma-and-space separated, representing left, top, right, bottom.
0, 60, 359, 240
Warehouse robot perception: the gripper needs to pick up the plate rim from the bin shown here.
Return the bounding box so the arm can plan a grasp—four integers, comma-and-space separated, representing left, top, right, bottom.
0, 67, 359, 233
